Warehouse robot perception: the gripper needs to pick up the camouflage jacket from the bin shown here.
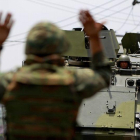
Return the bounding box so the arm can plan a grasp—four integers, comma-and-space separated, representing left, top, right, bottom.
0, 51, 111, 140
0, 51, 110, 98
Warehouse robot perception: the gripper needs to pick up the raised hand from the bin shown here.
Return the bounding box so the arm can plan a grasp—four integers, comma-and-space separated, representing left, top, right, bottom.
79, 10, 103, 37
0, 13, 13, 45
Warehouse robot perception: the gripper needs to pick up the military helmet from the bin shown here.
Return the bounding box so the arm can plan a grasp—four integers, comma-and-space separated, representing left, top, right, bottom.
25, 22, 70, 55
117, 54, 131, 68
118, 54, 130, 62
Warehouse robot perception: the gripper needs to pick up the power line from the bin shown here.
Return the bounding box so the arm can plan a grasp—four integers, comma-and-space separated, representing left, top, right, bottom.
5, 42, 25, 47
100, 14, 140, 24
36, 0, 78, 11
27, 0, 76, 14
8, 5, 133, 46
36, 0, 140, 25
8, 0, 116, 38
7, 15, 78, 39
5, 40, 25, 43
8, 5, 133, 43
35, 0, 138, 24
130, 6, 140, 33
8, 0, 131, 42
37, 0, 131, 25
35, 0, 137, 24
8, 32, 28, 38
38, 0, 116, 11
96, 14, 139, 26
116, 7, 133, 32
27, 0, 131, 27
61, 5, 132, 28
96, 5, 132, 21
33, 0, 127, 17
131, 7, 137, 25
71, 0, 116, 8
5, 16, 136, 45
130, 20, 140, 32
72, 0, 140, 19
5, 38, 26, 43
34, 0, 140, 26
92, 0, 129, 18
7, 11, 138, 45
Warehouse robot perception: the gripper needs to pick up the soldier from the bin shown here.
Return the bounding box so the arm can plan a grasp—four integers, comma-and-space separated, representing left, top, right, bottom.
0, 10, 111, 140
117, 54, 131, 69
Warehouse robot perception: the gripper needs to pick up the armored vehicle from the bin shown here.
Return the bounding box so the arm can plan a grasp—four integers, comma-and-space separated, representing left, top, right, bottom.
2, 30, 140, 140
64, 30, 140, 140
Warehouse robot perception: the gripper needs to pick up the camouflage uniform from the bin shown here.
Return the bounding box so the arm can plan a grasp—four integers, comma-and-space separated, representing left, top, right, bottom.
0, 22, 111, 140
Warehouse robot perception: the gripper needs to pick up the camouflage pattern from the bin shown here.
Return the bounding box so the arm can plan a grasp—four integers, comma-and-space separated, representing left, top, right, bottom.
0, 51, 111, 140
25, 22, 70, 55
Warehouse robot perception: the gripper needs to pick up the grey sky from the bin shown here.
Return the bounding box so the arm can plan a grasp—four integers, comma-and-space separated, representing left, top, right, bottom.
0, 0, 140, 71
